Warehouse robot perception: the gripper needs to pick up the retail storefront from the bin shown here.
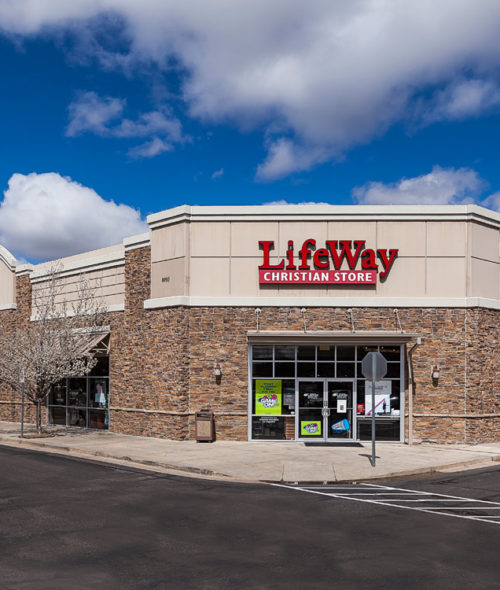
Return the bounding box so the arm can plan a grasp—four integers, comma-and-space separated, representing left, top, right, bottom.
0, 204, 499, 444
249, 342, 405, 442
47, 354, 110, 430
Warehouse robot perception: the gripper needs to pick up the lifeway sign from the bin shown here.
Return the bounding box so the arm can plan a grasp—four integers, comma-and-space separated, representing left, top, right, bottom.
258, 239, 398, 285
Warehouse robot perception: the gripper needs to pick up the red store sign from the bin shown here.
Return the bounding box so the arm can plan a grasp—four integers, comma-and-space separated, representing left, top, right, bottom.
258, 239, 398, 285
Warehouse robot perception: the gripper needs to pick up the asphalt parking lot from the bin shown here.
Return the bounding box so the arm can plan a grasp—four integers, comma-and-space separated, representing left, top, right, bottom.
1, 445, 499, 589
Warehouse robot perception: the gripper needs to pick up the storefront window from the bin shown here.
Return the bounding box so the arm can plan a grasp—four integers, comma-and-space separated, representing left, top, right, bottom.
251, 417, 286, 440
275, 362, 295, 377
47, 355, 110, 430
252, 346, 273, 360
337, 346, 355, 361
356, 346, 401, 439
274, 345, 295, 360
317, 345, 335, 361
317, 363, 335, 378
298, 346, 315, 360
250, 344, 403, 441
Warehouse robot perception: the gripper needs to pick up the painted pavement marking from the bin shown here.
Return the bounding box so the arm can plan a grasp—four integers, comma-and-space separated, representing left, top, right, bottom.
272, 481, 500, 526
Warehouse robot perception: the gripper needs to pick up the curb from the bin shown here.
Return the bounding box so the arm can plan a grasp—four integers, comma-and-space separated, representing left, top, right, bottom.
0, 438, 246, 482
0, 436, 499, 484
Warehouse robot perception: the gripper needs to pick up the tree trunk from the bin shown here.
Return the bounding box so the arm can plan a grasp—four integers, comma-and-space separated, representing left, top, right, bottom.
36, 400, 42, 434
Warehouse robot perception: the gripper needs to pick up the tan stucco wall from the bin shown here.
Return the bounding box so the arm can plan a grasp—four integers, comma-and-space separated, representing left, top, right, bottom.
149, 214, 500, 301
0, 245, 16, 307
31, 266, 125, 311
0, 259, 15, 307
34, 243, 123, 271
469, 222, 500, 298
30, 244, 126, 311
150, 222, 187, 298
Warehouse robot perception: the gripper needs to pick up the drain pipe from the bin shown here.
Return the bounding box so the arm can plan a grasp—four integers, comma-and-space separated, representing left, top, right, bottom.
407, 337, 422, 445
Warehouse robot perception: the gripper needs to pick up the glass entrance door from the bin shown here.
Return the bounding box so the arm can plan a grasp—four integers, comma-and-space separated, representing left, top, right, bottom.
297, 381, 324, 439
297, 379, 355, 441
326, 381, 354, 440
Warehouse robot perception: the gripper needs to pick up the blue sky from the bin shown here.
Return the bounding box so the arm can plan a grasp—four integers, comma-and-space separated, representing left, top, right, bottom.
0, 2, 500, 261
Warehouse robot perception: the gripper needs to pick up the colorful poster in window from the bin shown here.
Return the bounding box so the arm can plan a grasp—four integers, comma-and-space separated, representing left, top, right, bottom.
300, 420, 322, 436
331, 418, 350, 433
255, 380, 282, 415
364, 380, 391, 415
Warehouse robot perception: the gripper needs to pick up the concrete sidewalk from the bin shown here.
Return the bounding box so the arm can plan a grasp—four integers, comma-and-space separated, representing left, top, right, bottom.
1, 421, 499, 483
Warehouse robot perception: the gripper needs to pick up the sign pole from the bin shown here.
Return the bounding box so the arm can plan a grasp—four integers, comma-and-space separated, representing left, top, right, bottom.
371, 354, 376, 467
20, 369, 25, 439
361, 351, 387, 469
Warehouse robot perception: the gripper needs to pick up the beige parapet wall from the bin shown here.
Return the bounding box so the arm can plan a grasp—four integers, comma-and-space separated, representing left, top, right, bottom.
29, 233, 151, 315
147, 204, 500, 304
0, 245, 16, 309
0, 233, 152, 316
1, 205, 499, 312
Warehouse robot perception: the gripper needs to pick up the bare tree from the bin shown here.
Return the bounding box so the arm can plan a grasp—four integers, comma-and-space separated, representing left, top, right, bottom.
0, 264, 107, 433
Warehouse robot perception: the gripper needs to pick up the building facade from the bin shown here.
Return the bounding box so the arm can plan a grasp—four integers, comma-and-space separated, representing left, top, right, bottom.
0, 204, 499, 444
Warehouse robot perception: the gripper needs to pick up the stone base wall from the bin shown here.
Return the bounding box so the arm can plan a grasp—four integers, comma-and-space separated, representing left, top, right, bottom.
413, 417, 466, 443
108, 247, 190, 440
0, 401, 37, 424
0, 276, 43, 427
182, 305, 499, 444
110, 409, 188, 439
188, 413, 247, 441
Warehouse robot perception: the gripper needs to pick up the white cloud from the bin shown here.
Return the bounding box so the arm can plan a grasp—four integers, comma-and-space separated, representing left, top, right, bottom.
353, 166, 485, 206
66, 91, 186, 157
482, 191, 500, 212
4, 2, 500, 176
127, 137, 173, 158
66, 91, 125, 136
422, 79, 500, 124
211, 168, 224, 180
0, 172, 147, 261
256, 139, 329, 181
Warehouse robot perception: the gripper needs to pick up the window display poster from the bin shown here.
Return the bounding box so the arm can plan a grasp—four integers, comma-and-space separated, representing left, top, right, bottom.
337, 393, 348, 413
364, 380, 391, 415
255, 380, 282, 415
331, 418, 350, 433
301, 421, 322, 436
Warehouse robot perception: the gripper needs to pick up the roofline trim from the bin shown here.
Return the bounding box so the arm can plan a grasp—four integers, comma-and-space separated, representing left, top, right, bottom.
147, 204, 500, 230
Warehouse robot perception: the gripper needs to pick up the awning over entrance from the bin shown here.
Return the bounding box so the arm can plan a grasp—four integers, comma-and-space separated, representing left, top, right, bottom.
74, 330, 110, 356
247, 330, 421, 345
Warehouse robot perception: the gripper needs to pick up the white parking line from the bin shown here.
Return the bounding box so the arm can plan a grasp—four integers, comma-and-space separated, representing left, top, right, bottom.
322, 486, 412, 496
272, 482, 500, 526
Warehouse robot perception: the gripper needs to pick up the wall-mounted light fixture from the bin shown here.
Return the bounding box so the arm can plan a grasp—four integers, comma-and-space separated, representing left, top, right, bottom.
431, 365, 440, 380
214, 362, 222, 377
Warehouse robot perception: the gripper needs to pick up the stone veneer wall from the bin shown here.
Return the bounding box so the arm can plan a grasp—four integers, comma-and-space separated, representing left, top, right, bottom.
109, 246, 190, 439
185, 306, 500, 443
0, 248, 498, 444
0, 274, 37, 425
464, 308, 500, 443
